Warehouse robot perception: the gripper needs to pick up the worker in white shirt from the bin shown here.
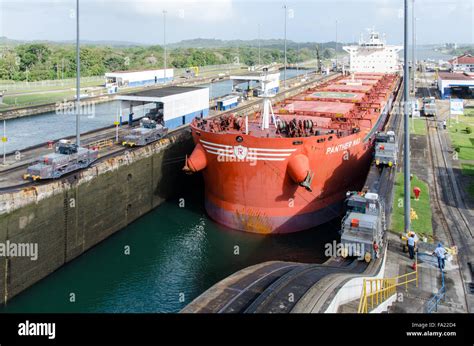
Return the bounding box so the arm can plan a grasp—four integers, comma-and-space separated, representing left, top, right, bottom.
434, 243, 447, 271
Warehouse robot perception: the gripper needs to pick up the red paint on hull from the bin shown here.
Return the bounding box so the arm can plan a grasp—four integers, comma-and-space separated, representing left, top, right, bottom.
187, 73, 401, 234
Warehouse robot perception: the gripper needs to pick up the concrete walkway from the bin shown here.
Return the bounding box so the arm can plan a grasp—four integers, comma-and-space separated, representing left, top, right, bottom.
384, 232, 467, 313
384, 97, 471, 312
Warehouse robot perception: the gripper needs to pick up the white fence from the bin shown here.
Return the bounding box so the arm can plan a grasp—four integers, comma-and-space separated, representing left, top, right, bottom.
0, 76, 105, 91
0, 63, 245, 92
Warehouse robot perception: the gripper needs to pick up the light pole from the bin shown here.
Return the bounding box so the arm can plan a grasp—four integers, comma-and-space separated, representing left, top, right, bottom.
403, 0, 411, 233
296, 42, 300, 75
335, 20, 338, 72
258, 24, 261, 66
75, 0, 81, 146
411, 0, 416, 94
209, 78, 217, 102
2, 120, 6, 165
283, 4, 287, 89
163, 10, 167, 82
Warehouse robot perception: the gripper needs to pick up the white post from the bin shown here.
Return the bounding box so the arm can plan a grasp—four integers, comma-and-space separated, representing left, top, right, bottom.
163, 10, 167, 82
262, 98, 269, 130
2, 120, 6, 165
283, 4, 287, 89
258, 24, 261, 66
120, 101, 123, 123
245, 115, 249, 135
75, 0, 81, 146
115, 105, 119, 143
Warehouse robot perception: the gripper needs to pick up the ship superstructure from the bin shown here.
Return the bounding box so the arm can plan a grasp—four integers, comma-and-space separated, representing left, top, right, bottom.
343, 31, 402, 73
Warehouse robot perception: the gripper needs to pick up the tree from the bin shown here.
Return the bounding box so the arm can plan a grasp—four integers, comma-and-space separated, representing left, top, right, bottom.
16, 44, 51, 70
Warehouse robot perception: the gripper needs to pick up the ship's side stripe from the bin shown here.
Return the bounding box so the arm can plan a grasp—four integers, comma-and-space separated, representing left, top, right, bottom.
200, 139, 297, 153
202, 144, 233, 153
249, 148, 296, 152
204, 149, 286, 161
199, 140, 232, 149
202, 144, 292, 157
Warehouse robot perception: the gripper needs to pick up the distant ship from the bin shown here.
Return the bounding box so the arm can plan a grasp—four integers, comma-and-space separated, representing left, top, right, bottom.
184, 31, 401, 234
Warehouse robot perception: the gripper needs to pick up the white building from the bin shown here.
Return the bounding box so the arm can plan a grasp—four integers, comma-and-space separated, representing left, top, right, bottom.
116, 86, 209, 129
448, 54, 474, 73
343, 31, 402, 73
105, 69, 174, 88
437, 72, 474, 99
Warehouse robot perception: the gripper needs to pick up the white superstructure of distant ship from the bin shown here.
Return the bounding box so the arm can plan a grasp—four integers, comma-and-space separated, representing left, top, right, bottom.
343, 30, 403, 73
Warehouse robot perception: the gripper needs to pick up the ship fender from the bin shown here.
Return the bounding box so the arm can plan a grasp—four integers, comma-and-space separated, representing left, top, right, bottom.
183, 143, 207, 173
287, 154, 314, 192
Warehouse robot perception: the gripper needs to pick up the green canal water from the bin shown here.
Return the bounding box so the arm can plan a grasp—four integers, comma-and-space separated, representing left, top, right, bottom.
1, 183, 340, 313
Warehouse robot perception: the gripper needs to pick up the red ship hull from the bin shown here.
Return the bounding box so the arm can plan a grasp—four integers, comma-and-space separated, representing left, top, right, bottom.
186, 73, 400, 234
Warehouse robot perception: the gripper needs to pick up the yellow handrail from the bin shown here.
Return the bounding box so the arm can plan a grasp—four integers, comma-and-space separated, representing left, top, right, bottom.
87, 138, 114, 150
358, 256, 418, 313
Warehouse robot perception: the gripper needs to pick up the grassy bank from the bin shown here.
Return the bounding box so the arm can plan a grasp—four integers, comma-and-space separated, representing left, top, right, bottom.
391, 173, 433, 239
409, 118, 427, 135
2, 90, 79, 107
448, 108, 474, 197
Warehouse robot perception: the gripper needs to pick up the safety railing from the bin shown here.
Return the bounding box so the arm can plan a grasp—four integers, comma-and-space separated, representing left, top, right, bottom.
426, 268, 445, 313
358, 255, 418, 313
87, 138, 114, 151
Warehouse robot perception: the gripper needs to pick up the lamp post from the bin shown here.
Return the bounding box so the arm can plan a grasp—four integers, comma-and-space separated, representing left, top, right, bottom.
411, 0, 416, 94
163, 10, 167, 82
2, 120, 6, 165
258, 24, 261, 66
335, 19, 338, 72
283, 4, 287, 89
75, 0, 81, 146
404, 0, 411, 233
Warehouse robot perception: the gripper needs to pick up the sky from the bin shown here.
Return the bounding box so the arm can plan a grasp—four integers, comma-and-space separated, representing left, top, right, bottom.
0, 0, 473, 45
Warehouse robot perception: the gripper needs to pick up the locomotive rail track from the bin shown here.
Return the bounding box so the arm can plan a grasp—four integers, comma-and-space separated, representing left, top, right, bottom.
419, 71, 472, 311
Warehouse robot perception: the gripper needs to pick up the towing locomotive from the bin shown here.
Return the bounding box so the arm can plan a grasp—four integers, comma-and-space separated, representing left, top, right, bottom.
23, 140, 98, 181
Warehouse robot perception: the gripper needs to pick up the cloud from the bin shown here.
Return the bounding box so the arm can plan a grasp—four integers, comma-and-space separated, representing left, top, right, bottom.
124, 0, 234, 22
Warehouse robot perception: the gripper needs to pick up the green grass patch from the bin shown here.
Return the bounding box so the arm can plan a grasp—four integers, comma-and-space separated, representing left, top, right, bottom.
391, 173, 433, 238
464, 107, 474, 117
409, 118, 427, 135
3, 91, 76, 107
461, 163, 474, 176
449, 113, 474, 161
461, 163, 474, 198
467, 181, 474, 199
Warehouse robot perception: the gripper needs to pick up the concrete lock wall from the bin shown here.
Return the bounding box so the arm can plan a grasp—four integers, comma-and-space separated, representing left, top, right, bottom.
0, 129, 194, 305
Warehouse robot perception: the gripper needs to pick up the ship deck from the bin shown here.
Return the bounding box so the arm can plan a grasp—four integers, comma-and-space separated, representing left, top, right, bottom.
191, 73, 399, 139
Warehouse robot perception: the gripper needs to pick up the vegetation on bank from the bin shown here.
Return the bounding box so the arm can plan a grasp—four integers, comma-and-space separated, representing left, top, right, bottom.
449, 110, 474, 161
409, 118, 427, 135
0, 41, 339, 82
391, 173, 433, 238
449, 107, 474, 198
446, 45, 474, 57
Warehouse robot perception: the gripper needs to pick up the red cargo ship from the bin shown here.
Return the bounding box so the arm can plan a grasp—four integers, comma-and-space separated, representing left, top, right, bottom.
184, 72, 400, 234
